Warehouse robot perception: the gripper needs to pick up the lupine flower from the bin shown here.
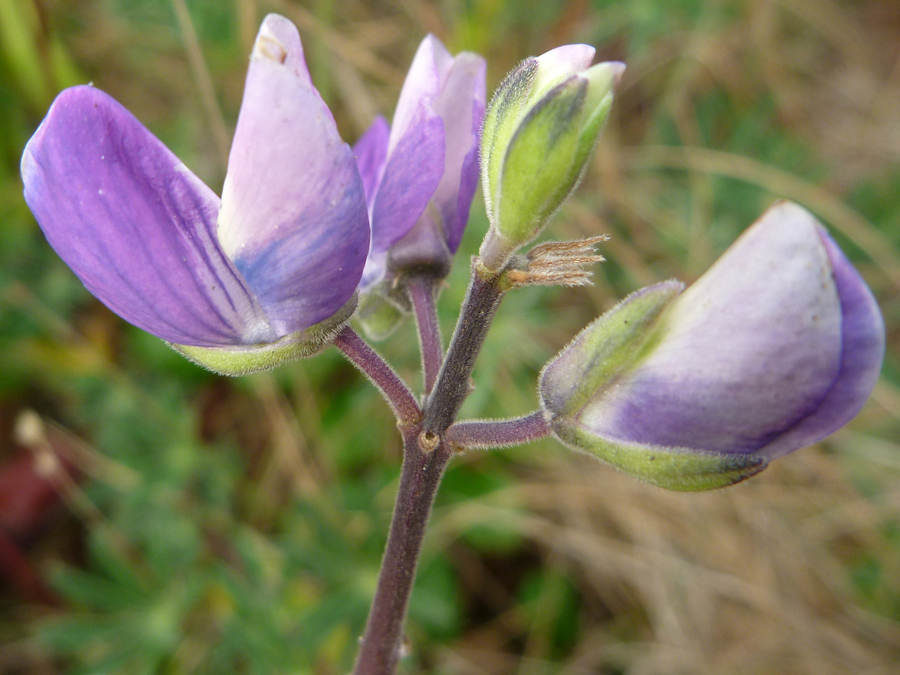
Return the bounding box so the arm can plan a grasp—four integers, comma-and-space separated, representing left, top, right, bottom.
21, 14, 370, 375
354, 35, 486, 293
540, 202, 885, 491
479, 45, 624, 272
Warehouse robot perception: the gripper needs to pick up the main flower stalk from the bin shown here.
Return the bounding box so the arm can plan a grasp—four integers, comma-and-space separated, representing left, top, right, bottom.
349, 257, 511, 675
352, 429, 453, 675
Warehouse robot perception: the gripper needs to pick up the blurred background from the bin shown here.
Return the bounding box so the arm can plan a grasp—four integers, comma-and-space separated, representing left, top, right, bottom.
1, 0, 899, 673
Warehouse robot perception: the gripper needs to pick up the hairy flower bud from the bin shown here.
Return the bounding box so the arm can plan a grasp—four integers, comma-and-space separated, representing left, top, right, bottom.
479, 46, 624, 271
540, 202, 884, 491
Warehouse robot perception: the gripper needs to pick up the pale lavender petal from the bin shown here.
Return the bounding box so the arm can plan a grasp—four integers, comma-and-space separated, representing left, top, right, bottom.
353, 116, 389, 208
218, 16, 370, 336
758, 224, 885, 457
535, 44, 597, 74
389, 35, 452, 153
254, 14, 312, 86
430, 52, 486, 253
532, 44, 596, 94
359, 248, 388, 293
579, 203, 845, 455
21, 85, 273, 347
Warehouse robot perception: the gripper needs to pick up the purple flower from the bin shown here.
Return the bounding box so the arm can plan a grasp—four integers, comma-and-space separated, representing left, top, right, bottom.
21, 14, 370, 374
540, 202, 885, 490
353, 35, 486, 291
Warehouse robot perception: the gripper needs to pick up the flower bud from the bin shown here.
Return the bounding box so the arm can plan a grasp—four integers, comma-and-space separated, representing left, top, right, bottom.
480, 46, 624, 271
355, 288, 408, 342
540, 202, 884, 491
355, 37, 485, 288
353, 36, 485, 339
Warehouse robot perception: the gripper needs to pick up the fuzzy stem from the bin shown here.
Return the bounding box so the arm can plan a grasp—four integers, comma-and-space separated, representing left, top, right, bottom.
445, 411, 550, 450
332, 326, 421, 426
422, 264, 506, 434
350, 262, 510, 674
352, 432, 453, 675
407, 277, 443, 395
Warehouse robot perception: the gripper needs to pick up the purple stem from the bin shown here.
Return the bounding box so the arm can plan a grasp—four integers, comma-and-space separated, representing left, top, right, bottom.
349, 262, 511, 674
332, 326, 422, 426
445, 411, 550, 449
422, 266, 505, 434
352, 431, 453, 675
407, 277, 443, 395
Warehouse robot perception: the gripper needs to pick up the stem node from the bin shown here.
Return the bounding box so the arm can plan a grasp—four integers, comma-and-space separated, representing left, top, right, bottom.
418, 430, 441, 452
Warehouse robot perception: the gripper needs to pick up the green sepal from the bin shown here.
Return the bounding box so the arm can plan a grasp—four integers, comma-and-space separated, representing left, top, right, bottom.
551, 420, 768, 491
540, 281, 683, 417
169, 295, 357, 376
494, 78, 587, 247
563, 63, 618, 193
481, 57, 538, 221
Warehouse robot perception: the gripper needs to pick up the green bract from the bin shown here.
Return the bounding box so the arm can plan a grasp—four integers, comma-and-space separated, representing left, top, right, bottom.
479, 46, 624, 271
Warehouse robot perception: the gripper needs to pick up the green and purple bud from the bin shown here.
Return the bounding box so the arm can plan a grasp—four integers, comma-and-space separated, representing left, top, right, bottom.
479, 45, 624, 271
540, 202, 884, 491
21, 15, 370, 375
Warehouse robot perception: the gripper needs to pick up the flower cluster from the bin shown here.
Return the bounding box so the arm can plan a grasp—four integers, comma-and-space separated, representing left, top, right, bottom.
21, 14, 884, 492
21, 14, 484, 372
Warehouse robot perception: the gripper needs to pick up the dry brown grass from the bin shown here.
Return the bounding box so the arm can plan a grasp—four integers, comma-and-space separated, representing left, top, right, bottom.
427, 444, 900, 674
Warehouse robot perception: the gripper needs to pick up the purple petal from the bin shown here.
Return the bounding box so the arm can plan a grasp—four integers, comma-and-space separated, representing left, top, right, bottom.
446, 138, 480, 254
389, 36, 451, 151
365, 36, 485, 273
369, 109, 445, 255
430, 52, 486, 253
21, 85, 273, 347
218, 15, 370, 336
364, 36, 451, 258
353, 116, 390, 208
579, 202, 852, 456
758, 223, 885, 457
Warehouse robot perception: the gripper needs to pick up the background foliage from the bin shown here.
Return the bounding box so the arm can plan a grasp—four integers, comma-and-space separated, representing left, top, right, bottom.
1, 0, 899, 673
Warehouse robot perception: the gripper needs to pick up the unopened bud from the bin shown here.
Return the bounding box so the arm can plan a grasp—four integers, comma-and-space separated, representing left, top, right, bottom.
479, 46, 624, 271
